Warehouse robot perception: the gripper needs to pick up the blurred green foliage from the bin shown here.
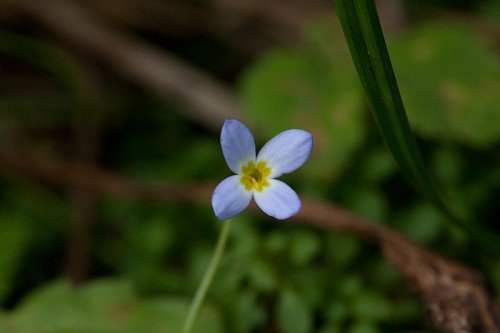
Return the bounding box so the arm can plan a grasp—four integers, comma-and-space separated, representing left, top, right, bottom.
390, 23, 500, 147
0, 6, 499, 333
2, 279, 222, 333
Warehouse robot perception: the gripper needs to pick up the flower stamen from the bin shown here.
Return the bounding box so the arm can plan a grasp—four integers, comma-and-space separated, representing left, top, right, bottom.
240, 161, 271, 192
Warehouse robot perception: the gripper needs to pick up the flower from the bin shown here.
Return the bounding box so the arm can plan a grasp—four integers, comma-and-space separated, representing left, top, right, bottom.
212, 119, 313, 220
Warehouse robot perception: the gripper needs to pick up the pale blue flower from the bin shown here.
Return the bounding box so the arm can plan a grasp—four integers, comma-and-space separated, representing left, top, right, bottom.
212, 119, 313, 220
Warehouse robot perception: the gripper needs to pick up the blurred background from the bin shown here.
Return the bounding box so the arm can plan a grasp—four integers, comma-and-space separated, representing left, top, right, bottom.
0, 0, 499, 332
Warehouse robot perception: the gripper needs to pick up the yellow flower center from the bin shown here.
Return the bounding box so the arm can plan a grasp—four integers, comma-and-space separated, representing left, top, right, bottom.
240, 161, 271, 192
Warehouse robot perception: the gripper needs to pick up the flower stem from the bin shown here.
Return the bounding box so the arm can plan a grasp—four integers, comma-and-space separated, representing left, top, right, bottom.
181, 218, 232, 333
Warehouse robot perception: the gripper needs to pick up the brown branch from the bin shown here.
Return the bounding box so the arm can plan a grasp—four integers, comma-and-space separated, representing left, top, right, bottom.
297, 199, 500, 332
0, 152, 498, 333
1, 0, 243, 131
0, 152, 214, 203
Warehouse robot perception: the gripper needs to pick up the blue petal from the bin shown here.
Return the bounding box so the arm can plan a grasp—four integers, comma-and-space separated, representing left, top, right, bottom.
253, 179, 301, 220
256, 129, 312, 178
221, 119, 256, 174
212, 175, 252, 220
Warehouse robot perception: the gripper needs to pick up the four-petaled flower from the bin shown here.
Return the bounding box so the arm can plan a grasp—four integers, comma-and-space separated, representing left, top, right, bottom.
212, 119, 313, 220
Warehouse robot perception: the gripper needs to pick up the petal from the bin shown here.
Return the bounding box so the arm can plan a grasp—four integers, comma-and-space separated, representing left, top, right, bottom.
253, 179, 301, 220
212, 175, 253, 220
221, 119, 256, 174
256, 129, 312, 178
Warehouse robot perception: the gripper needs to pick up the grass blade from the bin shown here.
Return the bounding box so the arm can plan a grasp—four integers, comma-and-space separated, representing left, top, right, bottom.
332, 0, 500, 254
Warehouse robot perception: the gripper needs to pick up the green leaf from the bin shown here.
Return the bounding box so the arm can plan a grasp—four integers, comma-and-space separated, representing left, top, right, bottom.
288, 231, 321, 267
230, 290, 265, 332
479, 0, 500, 22
0, 214, 33, 303
0, 279, 223, 333
264, 231, 288, 255
431, 148, 464, 187
325, 234, 361, 269
390, 23, 500, 147
337, 274, 363, 298
359, 148, 396, 183
351, 291, 391, 320
397, 203, 445, 244
345, 187, 387, 222
347, 321, 379, 333
325, 300, 348, 323
277, 288, 312, 333
248, 259, 277, 292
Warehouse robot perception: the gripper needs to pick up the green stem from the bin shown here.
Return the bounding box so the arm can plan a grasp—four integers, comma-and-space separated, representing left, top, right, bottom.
182, 218, 232, 333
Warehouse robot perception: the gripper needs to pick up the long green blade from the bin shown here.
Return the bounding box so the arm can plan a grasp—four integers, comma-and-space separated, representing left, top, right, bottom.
332, 0, 500, 254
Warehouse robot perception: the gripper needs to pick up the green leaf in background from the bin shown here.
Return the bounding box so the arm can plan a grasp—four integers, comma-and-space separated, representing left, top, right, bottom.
325, 234, 361, 270
230, 289, 265, 333
358, 148, 396, 184
344, 186, 387, 222
288, 230, 321, 267
479, 0, 500, 22
125, 212, 177, 293
390, 23, 500, 147
350, 290, 391, 321
0, 279, 223, 333
239, 19, 366, 183
347, 320, 379, 333
0, 214, 32, 303
396, 203, 446, 244
277, 288, 312, 333
248, 258, 278, 292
